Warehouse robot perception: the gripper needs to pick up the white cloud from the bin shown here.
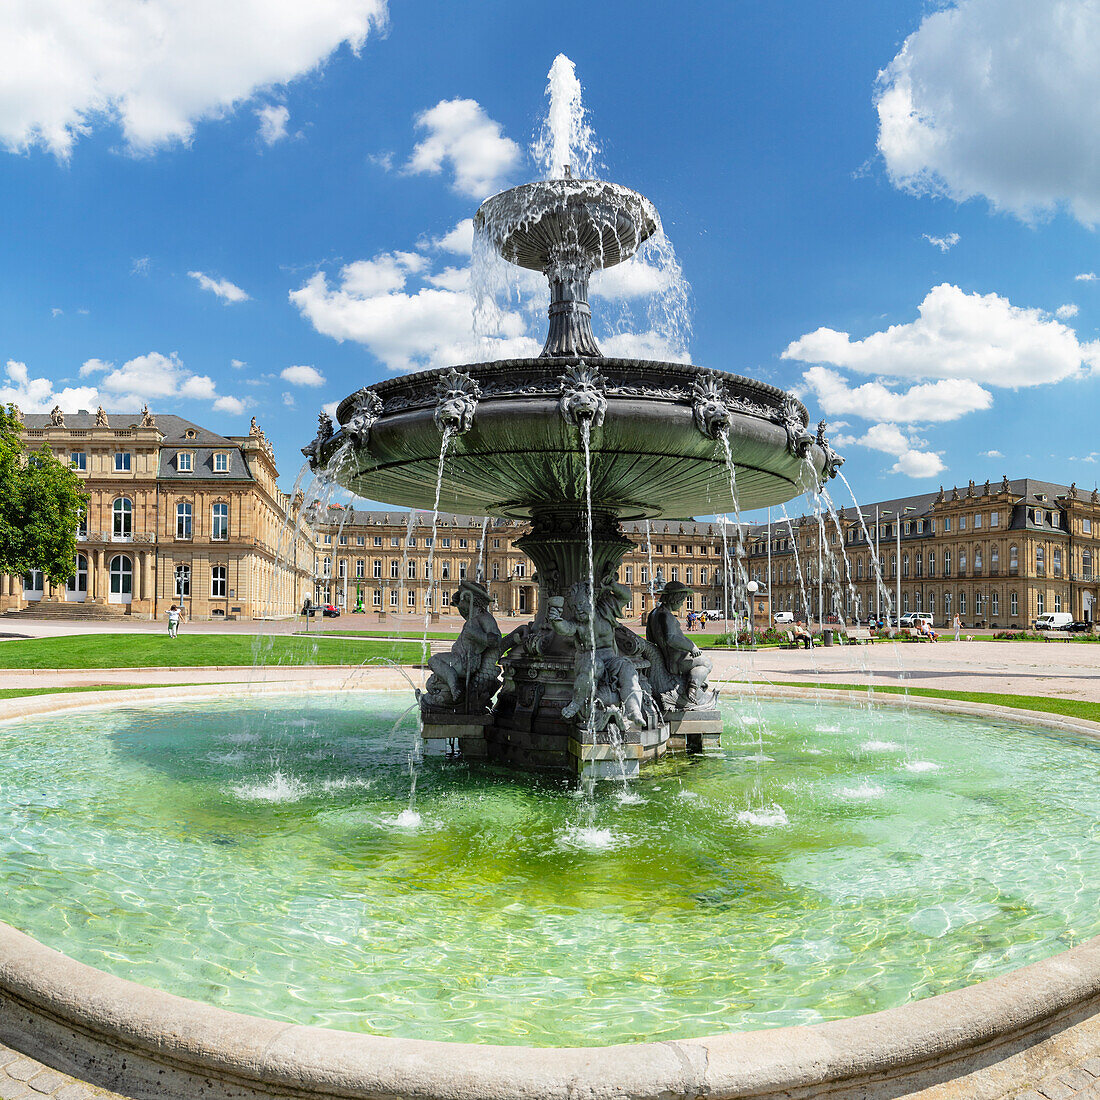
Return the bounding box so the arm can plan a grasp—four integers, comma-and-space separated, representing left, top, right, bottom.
981, 449, 1004, 458
50, 307, 63, 318
256, 103, 289, 146
1076, 272, 1098, 282
78, 350, 245, 412
0, 0, 387, 158
0, 360, 98, 412
876, 0, 1100, 225
280, 364, 326, 387
231, 358, 246, 368
405, 98, 520, 199
923, 232, 959, 252
839, 420, 945, 479
282, 391, 296, 408
591, 258, 673, 300
131, 256, 150, 276
800, 366, 992, 424
1056, 303, 1079, 319
432, 218, 474, 255
783, 284, 1099, 388
188, 270, 250, 303
600, 331, 691, 363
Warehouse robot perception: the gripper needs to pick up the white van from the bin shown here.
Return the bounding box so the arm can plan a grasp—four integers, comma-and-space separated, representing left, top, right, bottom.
1035, 612, 1073, 630
774, 611, 794, 625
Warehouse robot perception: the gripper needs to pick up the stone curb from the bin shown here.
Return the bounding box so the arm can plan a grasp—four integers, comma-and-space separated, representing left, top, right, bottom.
1, 683, 1098, 1099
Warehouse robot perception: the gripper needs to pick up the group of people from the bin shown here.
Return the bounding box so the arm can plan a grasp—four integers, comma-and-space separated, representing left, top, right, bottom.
684, 610, 714, 631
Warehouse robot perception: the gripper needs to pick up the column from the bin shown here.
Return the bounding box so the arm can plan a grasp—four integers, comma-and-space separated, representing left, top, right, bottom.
93, 549, 105, 603
142, 552, 154, 614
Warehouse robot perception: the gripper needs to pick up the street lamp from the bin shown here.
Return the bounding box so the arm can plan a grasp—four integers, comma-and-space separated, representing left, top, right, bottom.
746, 579, 759, 647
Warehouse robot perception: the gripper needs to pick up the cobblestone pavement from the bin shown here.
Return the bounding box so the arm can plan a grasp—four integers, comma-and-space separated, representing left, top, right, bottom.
1010, 1055, 1100, 1099
0, 1041, 126, 1099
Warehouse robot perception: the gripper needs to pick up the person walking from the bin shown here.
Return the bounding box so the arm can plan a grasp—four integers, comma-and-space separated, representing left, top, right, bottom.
952, 612, 962, 642
167, 604, 183, 639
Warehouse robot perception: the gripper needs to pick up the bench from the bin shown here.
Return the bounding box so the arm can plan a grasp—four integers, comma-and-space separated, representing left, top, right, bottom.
903, 627, 933, 642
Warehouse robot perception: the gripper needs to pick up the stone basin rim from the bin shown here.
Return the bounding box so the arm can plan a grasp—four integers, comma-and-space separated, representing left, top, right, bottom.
1, 682, 1099, 1099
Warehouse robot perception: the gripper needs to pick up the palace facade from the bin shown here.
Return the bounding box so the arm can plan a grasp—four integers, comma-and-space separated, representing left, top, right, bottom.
743, 477, 1100, 628
0, 408, 314, 620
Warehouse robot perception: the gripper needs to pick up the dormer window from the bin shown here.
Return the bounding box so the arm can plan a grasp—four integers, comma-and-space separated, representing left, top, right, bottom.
177, 452, 193, 472
213, 452, 228, 472
184, 429, 197, 440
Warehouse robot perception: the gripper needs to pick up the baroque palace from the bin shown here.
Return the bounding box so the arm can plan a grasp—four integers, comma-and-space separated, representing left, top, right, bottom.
3, 408, 1097, 629
0, 407, 314, 620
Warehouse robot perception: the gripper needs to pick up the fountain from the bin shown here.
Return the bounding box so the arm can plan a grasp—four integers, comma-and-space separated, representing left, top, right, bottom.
304, 94, 844, 779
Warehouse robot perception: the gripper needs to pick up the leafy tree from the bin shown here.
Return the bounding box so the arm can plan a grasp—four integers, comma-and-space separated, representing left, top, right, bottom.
0, 404, 88, 585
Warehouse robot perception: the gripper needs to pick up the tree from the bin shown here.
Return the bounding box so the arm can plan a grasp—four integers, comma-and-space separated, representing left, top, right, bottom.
0, 405, 88, 585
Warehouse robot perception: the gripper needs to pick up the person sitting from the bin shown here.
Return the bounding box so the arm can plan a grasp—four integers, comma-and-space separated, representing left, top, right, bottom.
919, 619, 938, 642
792, 620, 814, 649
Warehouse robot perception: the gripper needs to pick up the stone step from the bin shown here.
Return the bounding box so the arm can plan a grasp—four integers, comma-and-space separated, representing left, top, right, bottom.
4, 602, 131, 621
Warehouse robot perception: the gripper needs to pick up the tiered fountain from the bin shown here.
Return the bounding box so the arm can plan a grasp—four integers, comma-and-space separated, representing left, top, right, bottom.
305, 96, 842, 779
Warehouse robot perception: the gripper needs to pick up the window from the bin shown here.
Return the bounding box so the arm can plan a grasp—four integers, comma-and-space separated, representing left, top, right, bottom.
959, 591, 967, 616
211, 566, 227, 598
175, 564, 190, 598
640, 566, 649, 585
77, 510, 87, 539
1036, 546, 1045, 576
324, 534, 332, 544
902, 553, 909, 578
390, 559, 400, 578
338, 559, 347, 579
493, 538, 500, 548
514, 561, 524, 578
407, 560, 416, 579
991, 591, 999, 616
459, 563, 468, 581
407, 590, 415, 607
1084, 518, 1092, 534
492, 562, 500, 580
991, 545, 999, 572
1053, 548, 1063, 577
685, 566, 693, 585
944, 516, 951, 532
928, 551, 936, 576
914, 590, 922, 612
904, 521, 911, 535
212, 502, 228, 540
177, 452, 192, 472
390, 537, 400, 547
890, 553, 896, 578
902, 592, 910, 613
944, 550, 952, 574
339, 536, 348, 546
390, 589, 398, 607
373, 589, 382, 607
356, 560, 365, 579
441, 562, 451, 580
959, 516, 967, 532
70, 451, 86, 471
109, 555, 132, 595
373, 559, 382, 579
974, 514, 982, 529
1037, 592, 1045, 615
67, 554, 88, 593
114, 452, 131, 472
442, 537, 451, 548
991, 511, 999, 527
113, 497, 133, 538
625, 566, 634, 585
974, 548, 982, 572
1011, 592, 1018, 616
915, 554, 923, 578
856, 558, 863, 580
917, 520, 925, 534
1084, 549, 1094, 576
442, 590, 451, 607
213, 452, 228, 472
176, 501, 192, 538
1009, 544, 1019, 575
322, 556, 331, 576
959, 550, 967, 574
944, 592, 952, 615
459, 538, 468, 548
700, 567, 708, 585
671, 566, 679, 582
369, 536, 378, 546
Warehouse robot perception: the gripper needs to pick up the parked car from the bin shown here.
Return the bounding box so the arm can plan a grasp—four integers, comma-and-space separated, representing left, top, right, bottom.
774, 611, 794, 625
302, 602, 341, 618
321, 604, 341, 617
1068, 620, 1094, 632
1034, 612, 1073, 630
899, 612, 933, 629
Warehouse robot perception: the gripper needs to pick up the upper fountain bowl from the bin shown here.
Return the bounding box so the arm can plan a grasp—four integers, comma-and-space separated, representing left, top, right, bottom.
476, 179, 658, 272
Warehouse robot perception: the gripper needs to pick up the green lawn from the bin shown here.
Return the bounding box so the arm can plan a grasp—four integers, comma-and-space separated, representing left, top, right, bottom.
0, 634, 422, 670
294, 629, 459, 641
0, 683, 216, 700
768, 680, 1100, 725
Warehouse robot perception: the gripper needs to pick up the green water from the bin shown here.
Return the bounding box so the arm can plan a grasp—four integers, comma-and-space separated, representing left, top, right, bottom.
0, 692, 1097, 1046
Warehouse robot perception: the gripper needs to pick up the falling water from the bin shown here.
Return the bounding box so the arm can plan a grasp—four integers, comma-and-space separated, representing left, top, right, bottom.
421, 427, 456, 669
579, 421, 599, 734
476, 516, 489, 582
398, 510, 418, 618
837, 471, 895, 627
644, 519, 656, 614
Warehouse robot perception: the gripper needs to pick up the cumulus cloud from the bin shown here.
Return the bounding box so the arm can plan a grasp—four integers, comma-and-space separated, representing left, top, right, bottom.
78, 351, 245, 412
838, 421, 945, 479
0, 359, 98, 412
256, 104, 290, 146
876, 0, 1100, 225
432, 218, 474, 255
405, 98, 520, 199
923, 232, 959, 252
982, 449, 1004, 458
800, 366, 992, 424
0, 0, 387, 158
280, 364, 326, 387
1076, 272, 1098, 282
188, 270, 250, 303
1056, 303, 1079, 319
783, 284, 1100, 388
600, 331, 691, 363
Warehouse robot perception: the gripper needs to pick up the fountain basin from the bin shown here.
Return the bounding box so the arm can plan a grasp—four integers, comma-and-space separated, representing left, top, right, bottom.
332, 358, 825, 518
1, 684, 1099, 1098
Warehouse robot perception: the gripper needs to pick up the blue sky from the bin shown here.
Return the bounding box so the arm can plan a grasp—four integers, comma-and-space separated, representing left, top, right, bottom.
3, 0, 1100, 514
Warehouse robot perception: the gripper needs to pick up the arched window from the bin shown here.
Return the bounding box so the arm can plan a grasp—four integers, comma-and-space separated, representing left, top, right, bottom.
212, 502, 228, 541
175, 564, 191, 597
113, 497, 133, 538
974, 546, 982, 571
959, 549, 967, 574
902, 552, 910, 578
1009, 544, 1019, 575
109, 554, 132, 603
1036, 545, 1045, 575
176, 501, 192, 539
1084, 548, 1094, 576
991, 545, 999, 572
1052, 547, 1062, 576
66, 553, 88, 595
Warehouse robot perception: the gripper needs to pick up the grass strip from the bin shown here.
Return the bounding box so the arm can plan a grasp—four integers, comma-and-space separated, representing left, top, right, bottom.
758, 680, 1100, 725
0, 683, 219, 701
0, 634, 422, 670
293, 630, 458, 640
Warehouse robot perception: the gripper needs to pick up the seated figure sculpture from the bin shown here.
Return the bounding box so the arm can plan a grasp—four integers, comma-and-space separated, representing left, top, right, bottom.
420, 580, 503, 713
646, 581, 716, 709
548, 574, 646, 729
